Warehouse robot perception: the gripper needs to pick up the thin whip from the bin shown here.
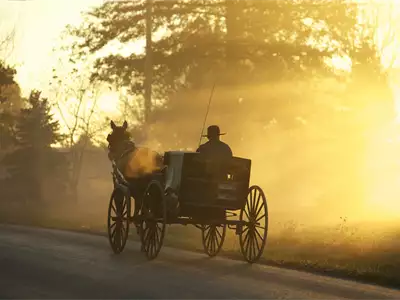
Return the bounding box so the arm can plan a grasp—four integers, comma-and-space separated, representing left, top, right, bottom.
198, 83, 216, 148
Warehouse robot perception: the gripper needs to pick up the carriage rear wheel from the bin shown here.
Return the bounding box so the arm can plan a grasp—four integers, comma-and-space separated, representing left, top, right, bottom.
107, 188, 131, 254
239, 185, 268, 263
140, 180, 167, 260
201, 223, 226, 257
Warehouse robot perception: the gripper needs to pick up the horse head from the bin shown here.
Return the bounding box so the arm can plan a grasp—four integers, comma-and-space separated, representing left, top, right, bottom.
107, 120, 165, 179
107, 120, 132, 157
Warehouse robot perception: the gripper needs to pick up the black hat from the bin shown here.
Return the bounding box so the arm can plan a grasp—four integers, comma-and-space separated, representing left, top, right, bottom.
202, 125, 226, 138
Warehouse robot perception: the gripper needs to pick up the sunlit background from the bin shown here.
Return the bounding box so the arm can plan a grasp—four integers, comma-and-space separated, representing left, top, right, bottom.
2, 0, 400, 225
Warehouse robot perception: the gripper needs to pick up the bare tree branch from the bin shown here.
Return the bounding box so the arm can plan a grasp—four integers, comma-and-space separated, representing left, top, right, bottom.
0, 26, 16, 62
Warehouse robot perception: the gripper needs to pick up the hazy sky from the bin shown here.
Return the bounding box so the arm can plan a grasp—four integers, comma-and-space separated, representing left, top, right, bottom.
0, 0, 103, 97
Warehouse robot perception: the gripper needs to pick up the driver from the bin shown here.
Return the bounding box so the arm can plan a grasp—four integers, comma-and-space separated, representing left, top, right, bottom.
196, 125, 233, 160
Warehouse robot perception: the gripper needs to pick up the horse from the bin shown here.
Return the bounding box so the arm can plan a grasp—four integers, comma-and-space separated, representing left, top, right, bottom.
106, 120, 164, 226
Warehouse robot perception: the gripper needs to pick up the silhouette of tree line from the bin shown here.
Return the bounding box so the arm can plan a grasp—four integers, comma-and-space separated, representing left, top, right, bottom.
0, 64, 69, 204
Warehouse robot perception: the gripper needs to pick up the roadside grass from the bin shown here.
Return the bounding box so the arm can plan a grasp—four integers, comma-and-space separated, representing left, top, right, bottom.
1, 204, 400, 289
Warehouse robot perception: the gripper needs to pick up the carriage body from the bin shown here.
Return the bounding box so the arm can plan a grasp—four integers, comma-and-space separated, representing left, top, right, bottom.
163, 151, 251, 213
107, 149, 268, 264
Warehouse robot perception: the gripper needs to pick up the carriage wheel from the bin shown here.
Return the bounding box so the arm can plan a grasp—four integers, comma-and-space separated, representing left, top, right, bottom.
201, 223, 226, 257
140, 180, 167, 260
107, 188, 131, 254
239, 185, 268, 263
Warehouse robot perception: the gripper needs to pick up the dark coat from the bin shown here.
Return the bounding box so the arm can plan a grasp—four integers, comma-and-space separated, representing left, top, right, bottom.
196, 139, 233, 160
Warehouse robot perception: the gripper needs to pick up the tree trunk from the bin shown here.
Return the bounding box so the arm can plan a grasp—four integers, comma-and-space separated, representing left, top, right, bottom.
225, 0, 240, 84
144, 0, 153, 136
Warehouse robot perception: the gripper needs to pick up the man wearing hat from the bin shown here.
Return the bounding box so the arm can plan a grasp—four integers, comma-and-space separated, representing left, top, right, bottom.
196, 125, 233, 159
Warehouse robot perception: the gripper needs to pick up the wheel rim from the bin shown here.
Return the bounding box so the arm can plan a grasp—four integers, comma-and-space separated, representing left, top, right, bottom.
202, 224, 226, 257
239, 185, 268, 263
140, 181, 166, 260
107, 189, 130, 254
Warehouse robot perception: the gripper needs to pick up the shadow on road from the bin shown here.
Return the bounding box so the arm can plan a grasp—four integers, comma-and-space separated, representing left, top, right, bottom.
108, 248, 151, 266
152, 253, 393, 300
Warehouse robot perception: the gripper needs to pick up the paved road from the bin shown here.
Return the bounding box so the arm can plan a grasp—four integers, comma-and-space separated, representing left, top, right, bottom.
1, 224, 399, 299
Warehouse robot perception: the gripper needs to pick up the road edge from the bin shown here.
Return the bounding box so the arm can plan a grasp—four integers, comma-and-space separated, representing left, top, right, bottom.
1, 221, 399, 291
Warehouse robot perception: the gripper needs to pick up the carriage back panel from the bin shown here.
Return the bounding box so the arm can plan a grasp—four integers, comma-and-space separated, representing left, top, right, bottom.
165, 152, 251, 211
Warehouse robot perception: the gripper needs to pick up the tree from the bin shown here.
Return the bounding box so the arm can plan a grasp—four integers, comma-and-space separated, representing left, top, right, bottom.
49, 51, 110, 203
0, 26, 16, 63
0, 27, 18, 105
0, 62, 23, 151
0, 60, 19, 107
346, 1, 397, 124
65, 0, 359, 128
2, 90, 68, 204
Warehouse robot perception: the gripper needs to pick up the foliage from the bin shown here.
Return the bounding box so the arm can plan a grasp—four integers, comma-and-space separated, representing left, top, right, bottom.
66, 0, 359, 123
2, 90, 69, 203
0, 61, 16, 88
0, 60, 17, 110
0, 110, 17, 150
0, 62, 23, 150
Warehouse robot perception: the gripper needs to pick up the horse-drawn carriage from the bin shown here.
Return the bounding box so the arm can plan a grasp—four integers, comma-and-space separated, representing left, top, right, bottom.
106, 120, 268, 262
107, 147, 268, 263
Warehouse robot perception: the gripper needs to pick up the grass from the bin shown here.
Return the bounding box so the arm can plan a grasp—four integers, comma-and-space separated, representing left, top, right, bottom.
1, 203, 400, 289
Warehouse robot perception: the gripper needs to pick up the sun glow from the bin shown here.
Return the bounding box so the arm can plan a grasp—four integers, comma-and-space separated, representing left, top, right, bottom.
97, 92, 121, 116
362, 121, 400, 218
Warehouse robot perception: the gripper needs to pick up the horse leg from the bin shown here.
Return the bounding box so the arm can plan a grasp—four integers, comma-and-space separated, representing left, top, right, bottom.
135, 182, 149, 252
133, 195, 146, 252
129, 185, 143, 236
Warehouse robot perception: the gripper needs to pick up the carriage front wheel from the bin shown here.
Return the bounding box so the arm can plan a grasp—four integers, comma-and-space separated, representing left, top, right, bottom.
239, 185, 268, 263
107, 188, 131, 254
140, 180, 167, 260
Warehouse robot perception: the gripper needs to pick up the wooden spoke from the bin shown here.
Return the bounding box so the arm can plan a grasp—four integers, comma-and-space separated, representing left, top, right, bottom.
239, 185, 268, 263
140, 181, 166, 260
107, 188, 130, 254
202, 223, 226, 257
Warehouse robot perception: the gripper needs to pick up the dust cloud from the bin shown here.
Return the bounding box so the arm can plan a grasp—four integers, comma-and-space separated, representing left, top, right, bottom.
124, 147, 161, 178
